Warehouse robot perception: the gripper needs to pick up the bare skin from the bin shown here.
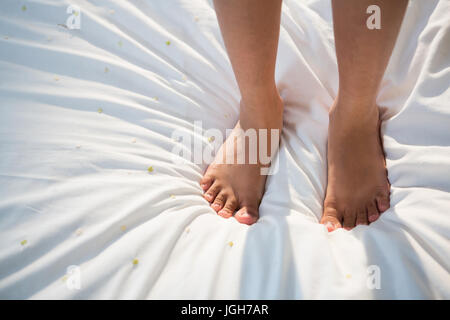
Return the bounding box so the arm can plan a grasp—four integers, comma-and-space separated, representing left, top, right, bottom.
322, 0, 408, 231
207, 0, 407, 227
201, 96, 283, 224
201, 0, 283, 225
323, 98, 390, 230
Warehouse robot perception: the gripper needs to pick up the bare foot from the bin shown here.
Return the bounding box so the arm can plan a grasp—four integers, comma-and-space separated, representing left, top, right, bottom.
200, 92, 283, 225
321, 98, 391, 231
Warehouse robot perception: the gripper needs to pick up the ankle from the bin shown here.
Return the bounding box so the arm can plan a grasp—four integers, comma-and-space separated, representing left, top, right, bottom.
239, 95, 283, 132
329, 99, 379, 132
331, 93, 379, 121
241, 89, 283, 115
242, 84, 282, 107
337, 84, 379, 105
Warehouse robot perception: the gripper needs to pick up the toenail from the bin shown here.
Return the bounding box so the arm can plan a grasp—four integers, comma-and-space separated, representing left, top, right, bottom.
368, 215, 378, 222
325, 222, 335, 232
218, 210, 231, 217
212, 203, 221, 209
236, 211, 248, 219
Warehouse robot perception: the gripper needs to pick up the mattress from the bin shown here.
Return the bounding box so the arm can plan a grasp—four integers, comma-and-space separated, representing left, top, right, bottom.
0, 0, 449, 299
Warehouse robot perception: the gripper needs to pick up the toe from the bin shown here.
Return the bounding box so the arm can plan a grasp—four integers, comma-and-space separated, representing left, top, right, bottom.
376, 192, 390, 213
235, 205, 259, 225
200, 175, 213, 191
218, 195, 238, 218
203, 182, 221, 203
321, 204, 342, 232
356, 208, 368, 226
367, 201, 380, 223
342, 211, 356, 230
211, 192, 226, 212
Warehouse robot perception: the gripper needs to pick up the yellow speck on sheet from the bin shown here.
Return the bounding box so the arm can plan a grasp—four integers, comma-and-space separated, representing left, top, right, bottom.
154, 97, 159, 101
181, 74, 187, 81
104, 67, 109, 73
345, 274, 352, 279
166, 40, 171, 46
185, 227, 190, 234
74, 11, 79, 17
170, 194, 176, 199
147, 166, 154, 173
208, 136, 215, 143
228, 241, 234, 247
61, 275, 68, 282
21, 5, 27, 12
98, 107, 103, 113
120, 225, 127, 231
131, 138, 136, 143
132, 258, 139, 265
75, 228, 83, 236
118, 40, 123, 47
20, 240, 27, 246
54, 76, 60, 81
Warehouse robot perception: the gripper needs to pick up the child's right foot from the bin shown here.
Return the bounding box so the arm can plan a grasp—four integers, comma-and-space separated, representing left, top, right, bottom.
200, 92, 283, 225
321, 98, 391, 231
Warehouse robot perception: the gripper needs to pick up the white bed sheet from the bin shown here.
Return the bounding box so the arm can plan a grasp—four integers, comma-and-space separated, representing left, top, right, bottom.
0, 0, 449, 299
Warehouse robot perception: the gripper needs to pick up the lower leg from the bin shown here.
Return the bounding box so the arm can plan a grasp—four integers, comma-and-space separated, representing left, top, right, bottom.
213, 0, 282, 108
200, 0, 283, 225
322, 0, 408, 230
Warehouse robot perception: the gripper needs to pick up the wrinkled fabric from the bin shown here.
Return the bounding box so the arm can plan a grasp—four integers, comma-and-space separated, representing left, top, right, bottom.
0, 0, 449, 299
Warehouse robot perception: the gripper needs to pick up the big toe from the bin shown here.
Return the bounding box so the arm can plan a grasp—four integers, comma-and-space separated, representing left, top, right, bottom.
235, 205, 259, 225
321, 206, 342, 232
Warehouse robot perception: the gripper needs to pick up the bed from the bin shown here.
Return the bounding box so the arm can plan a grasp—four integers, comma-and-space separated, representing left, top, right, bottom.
0, 0, 449, 299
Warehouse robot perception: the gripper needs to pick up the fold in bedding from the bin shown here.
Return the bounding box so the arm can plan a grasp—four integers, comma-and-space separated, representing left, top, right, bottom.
0, 0, 449, 299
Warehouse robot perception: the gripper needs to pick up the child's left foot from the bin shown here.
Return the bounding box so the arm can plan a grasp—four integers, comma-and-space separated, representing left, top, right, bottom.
321, 98, 391, 231
200, 93, 283, 225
